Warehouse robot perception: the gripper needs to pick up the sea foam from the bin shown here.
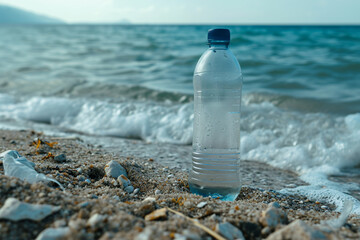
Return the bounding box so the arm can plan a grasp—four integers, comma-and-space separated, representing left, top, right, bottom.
0, 94, 359, 213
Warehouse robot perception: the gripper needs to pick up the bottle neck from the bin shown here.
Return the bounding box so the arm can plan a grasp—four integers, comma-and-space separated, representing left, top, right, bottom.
208, 43, 229, 50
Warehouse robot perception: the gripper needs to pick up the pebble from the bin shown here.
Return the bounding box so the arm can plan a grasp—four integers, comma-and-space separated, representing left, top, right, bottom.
87, 214, 107, 228
266, 220, 328, 240
228, 209, 236, 215
117, 174, 131, 188
183, 201, 192, 208
111, 179, 118, 186
134, 188, 140, 194
259, 202, 288, 229
53, 219, 67, 228
135, 227, 153, 240
85, 179, 91, 184
298, 210, 305, 215
173, 233, 187, 240
68, 218, 86, 231
124, 185, 134, 193
113, 195, 120, 201
261, 226, 271, 236
36, 227, 70, 240
78, 202, 90, 208
216, 222, 245, 240
286, 184, 297, 188
143, 197, 156, 202
196, 201, 207, 208
76, 167, 83, 174
144, 208, 167, 221
181, 230, 202, 240
209, 214, 221, 222
155, 189, 161, 195
77, 175, 85, 182
105, 160, 127, 178
269, 202, 281, 208
54, 154, 67, 163
321, 205, 328, 210
0, 198, 60, 221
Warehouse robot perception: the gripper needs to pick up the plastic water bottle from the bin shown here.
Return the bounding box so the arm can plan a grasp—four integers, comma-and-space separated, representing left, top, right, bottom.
189, 29, 243, 201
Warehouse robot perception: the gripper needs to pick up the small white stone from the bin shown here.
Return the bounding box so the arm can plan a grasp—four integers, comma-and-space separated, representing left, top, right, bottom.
183, 201, 192, 208
53, 219, 67, 228
181, 230, 201, 240
111, 179, 118, 186
216, 222, 245, 240
76, 167, 83, 174
269, 202, 280, 208
135, 227, 153, 240
87, 214, 106, 228
104, 160, 127, 178
196, 201, 207, 208
117, 174, 131, 188
85, 179, 91, 184
259, 204, 288, 229
209, 214, 221, 222
78, 201, 89, 208
77, 175, 85, 181
36, 227, 70, 240
124, 185, 134, 193
0, 198, 60, 221
228, 209, 235, 215
155, 189, 161, 195
143, 197, 156, 202
174, 233, 187, 240
134, 188, 140, 194
321, 205, 328, 209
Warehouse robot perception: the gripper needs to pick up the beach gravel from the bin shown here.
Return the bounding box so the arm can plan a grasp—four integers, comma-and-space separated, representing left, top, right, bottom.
266, 220, 332, 240
0, 129, 359, 240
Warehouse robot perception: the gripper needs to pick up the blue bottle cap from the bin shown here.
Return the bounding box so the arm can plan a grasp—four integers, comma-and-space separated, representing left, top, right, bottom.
208, 28, 230, 44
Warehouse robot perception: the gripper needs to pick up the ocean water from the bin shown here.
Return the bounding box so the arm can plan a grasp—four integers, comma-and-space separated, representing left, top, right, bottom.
0, 25, 360, 213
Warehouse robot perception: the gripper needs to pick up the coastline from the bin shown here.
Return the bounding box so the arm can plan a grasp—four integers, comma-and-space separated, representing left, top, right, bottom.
0, 129, 359, 239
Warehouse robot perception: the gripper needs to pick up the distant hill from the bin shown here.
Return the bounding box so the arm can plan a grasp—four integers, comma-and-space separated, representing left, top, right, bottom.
0, 5, 64, 24
118, 19, 131, 25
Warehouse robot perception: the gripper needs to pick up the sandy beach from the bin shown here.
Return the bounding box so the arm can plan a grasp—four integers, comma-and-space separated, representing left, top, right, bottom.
0, 129, 359, 240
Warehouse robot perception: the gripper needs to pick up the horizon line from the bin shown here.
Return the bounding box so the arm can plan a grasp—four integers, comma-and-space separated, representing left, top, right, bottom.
1, 22, 360, 26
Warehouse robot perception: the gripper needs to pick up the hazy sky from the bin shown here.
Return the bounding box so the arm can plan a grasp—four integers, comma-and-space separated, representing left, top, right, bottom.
0, 0, 359, 24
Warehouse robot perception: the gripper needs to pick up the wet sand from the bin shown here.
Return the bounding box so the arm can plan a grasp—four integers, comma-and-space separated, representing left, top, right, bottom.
0, 129, 359, 239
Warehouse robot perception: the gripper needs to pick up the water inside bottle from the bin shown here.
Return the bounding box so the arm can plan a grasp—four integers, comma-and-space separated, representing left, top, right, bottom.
190, 89, 242, 201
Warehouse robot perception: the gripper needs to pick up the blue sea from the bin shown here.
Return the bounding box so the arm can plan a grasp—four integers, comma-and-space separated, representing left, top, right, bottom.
0, 25, 360, 213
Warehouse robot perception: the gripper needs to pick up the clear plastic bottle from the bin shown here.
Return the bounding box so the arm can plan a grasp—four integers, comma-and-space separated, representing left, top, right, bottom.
189, 29, 242, 201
